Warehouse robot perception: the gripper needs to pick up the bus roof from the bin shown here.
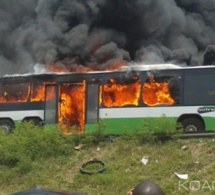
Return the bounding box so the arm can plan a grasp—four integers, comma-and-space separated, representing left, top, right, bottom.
118, 63, 182, 71
2, 64, 215, 78
118, 63, 215, 71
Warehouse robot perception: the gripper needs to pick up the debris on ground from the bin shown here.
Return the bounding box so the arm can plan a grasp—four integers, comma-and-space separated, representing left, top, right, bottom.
174, 172, 188, 180
141, 156, 148, 165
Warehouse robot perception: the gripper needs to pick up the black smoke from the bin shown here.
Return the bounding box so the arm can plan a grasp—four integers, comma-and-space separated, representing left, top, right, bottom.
1, 0, 215, 75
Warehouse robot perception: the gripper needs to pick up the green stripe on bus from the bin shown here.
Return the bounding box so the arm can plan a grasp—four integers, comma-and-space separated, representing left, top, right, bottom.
203, 117, 215, 130
85, 118, 143, 134
85, 117, 178, 134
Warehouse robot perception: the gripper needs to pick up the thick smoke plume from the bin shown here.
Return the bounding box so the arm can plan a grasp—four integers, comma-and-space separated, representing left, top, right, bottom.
1, 0, 215, 75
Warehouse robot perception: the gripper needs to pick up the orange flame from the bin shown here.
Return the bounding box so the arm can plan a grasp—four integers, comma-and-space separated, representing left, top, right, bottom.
0, 83, 30, 103
49, 60, 126, 73
142, 77, 174, 106
70, 64, 93, 72
30, 82, 55, 102
105, 60, 127, 71
58, 82, 86, 133
49, 64, 69, 72
30, 83, 45, 101
49, 64, 94, 73
103, 78, 141, 107
0, 62, 176, 133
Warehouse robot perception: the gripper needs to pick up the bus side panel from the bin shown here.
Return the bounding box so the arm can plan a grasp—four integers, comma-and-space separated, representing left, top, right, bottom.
96, 106, 215, 134
0, 110, 44, 121
0, 102, 44, 121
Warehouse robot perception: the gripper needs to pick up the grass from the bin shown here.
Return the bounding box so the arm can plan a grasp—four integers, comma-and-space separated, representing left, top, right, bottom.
0, 119, 215, 194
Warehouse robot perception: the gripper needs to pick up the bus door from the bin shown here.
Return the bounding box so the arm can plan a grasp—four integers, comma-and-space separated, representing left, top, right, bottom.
86, 83, 99, 124
58, 82, 86, 132
44, 85, 58, 124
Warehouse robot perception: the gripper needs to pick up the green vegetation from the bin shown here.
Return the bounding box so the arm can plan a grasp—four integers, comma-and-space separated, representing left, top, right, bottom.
0, 118, 215, 195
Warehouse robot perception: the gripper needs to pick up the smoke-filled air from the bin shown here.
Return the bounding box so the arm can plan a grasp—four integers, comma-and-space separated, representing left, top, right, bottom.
1, 0, 215, 75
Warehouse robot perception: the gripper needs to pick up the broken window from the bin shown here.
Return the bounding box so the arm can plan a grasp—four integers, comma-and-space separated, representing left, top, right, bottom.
30, 82, 56, 102
30, 83, 45, 102
0, 83, 30, 103
142, 76, 179, 106
102, 77, 141, 107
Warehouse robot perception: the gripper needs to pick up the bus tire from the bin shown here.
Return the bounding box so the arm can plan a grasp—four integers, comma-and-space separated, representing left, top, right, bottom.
181, 118, 204, 132
24, 118, 43, 127
31, 118, 43, 126
0, 119, 14, 134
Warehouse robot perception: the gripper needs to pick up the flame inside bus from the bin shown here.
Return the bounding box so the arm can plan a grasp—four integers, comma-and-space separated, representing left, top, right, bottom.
142, 76, 174, 106
103, 77, 141, 107
58, 82, 86, 132
0, 77, 175, 107
0, 83, 30, 103
30, 83, 56, 101
0, 74, 176, 131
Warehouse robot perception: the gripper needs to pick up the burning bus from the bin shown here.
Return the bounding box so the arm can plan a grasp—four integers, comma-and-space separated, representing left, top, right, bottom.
0, 63, 215, 134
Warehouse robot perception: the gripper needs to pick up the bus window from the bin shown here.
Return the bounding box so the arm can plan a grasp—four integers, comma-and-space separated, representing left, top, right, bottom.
30, 83, 45, 102
86, 84, 99, 124
142, 76, 179, 106
102, 77, 140, 107
0, 83, 30, 103
184, 74, 215, 105
30, 82, 55, 102
45, 85, 57, 124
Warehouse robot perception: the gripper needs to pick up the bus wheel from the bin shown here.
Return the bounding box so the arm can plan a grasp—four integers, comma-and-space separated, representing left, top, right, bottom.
24, 118, 43, 127
0, 119, 14, 134
181, 118, 204, 132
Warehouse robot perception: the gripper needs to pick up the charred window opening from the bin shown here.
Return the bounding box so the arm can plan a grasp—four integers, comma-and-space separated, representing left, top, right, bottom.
142, 76, 179, 106
102, 77, 141, 107
58, 82, 86, 132
0, 83, 30, 103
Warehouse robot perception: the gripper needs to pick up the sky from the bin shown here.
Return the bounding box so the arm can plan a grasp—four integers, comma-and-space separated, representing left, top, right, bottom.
1, 0, 215, 75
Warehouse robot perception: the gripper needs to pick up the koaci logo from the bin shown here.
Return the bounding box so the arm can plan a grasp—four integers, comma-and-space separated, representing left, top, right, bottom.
175, 172, 215, 192
178, 180, 215, 191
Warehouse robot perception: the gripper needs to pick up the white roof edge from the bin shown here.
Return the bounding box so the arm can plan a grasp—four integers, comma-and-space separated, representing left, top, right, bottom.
118, 64, 181, 71
3, 64, 215, 78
